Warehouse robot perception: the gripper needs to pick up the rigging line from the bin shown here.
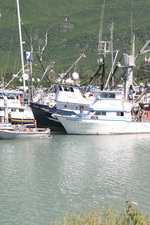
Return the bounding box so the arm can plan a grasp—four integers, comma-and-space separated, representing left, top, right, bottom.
16, 48, 20, 74
12, 18, 20, 75
21, 22, 51, 85
57, 54, 83, 61
80, 78, 90, 86
14, 47, 20, 74
135, 74, 150, 80
136, 74, 150, 79
136, 67, 150, 73
13, 33, 20, 73
4, 12, 17, 77
137, 63, 150, 68
130, 0, 133, 54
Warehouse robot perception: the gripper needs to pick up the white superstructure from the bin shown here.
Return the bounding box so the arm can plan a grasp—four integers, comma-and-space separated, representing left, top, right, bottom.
54, 84, 95, 113
0, 90, 34, 124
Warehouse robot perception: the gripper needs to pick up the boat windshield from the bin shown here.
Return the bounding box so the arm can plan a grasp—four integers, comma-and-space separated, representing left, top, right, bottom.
58, 85, 75, 92
7, 94, 16, 99
95, 92, 116, 99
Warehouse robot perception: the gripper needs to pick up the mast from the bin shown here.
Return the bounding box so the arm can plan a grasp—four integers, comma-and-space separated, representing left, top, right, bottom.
98, 0, 105, 53
124, 34, 135, 101
16, 0, 26, 92
110, 23, 114, 85
30, 44, 33, 102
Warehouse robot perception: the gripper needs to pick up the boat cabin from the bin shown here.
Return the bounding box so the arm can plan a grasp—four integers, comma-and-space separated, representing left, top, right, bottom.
88, 90, 131, 120
0, 90, 34, 124
54, 84, 93, 112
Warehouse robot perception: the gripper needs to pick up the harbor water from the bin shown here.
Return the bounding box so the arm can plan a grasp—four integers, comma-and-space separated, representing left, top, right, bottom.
0, 133, 150, 224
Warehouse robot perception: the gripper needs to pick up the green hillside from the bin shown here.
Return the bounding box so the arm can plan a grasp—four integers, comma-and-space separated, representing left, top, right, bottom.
0, 0, 150, 85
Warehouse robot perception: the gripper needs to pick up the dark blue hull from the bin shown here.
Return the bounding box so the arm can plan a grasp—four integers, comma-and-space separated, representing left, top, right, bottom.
30, 102, 76, 132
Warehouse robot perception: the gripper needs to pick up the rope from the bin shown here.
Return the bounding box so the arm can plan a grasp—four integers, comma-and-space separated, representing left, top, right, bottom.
4, 12, 17, 77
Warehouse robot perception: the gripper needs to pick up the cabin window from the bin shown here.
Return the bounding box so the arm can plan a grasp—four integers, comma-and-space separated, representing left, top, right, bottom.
7, 95, 15, 99
64, 87, 69, 91
0, 108, 3, 111
59, 85, 62, 91
11, 109, 16, 112
64, 105, 67, 108
117, 112, 124, 116
99, 93, 115, 99
19, 109, 24, 112
95, 111, 106, 116
70, 87, 74, 92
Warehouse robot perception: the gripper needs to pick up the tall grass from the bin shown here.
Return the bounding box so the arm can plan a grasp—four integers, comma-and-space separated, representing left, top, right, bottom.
52, 200, 150, 225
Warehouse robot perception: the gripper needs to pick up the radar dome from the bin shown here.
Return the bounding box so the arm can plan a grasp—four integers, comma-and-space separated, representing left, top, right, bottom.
72, 72, 79, 80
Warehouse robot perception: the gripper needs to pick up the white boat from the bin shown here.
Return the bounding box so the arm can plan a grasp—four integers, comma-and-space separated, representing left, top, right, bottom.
55, 31, 150, 135
0, 123, 14, 130
55, 90, 150, 135
0, 89, 34, 124
30, 83, 95, 131
0, 124, 51, 139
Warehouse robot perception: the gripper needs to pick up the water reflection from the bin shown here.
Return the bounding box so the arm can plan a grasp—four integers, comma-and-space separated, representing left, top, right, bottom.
0, 134, 150, 224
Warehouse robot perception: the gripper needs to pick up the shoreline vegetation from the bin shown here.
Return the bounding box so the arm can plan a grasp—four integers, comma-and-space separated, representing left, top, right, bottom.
52, 200, 150, 225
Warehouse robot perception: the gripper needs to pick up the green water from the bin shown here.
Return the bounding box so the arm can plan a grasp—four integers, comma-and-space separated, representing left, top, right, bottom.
0, 133, 150, 224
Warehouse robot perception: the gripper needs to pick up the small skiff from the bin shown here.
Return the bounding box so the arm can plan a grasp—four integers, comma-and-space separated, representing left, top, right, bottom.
0, 125, 51, 139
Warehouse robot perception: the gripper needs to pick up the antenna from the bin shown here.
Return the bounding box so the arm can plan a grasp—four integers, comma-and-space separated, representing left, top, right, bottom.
16, 0, 26, 92
131, 0, 133, 54
110, 23, 114, 84
98, 0, 111, 56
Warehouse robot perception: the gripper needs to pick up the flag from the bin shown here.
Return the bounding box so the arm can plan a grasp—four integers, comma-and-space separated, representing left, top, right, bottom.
24, 51, 32, 61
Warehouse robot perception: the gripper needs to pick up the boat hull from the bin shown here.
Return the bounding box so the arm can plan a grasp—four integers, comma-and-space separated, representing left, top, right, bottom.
11, 118, 34, 124
0, 128, 51, 139
30, 102, 76, 132
58, 116, 150, 135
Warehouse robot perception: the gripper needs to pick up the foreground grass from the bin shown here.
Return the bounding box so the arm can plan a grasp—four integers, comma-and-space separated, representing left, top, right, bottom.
52, 200, 150, 225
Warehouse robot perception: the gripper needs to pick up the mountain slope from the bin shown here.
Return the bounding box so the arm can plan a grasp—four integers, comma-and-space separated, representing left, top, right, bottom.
0, 0, 150, 83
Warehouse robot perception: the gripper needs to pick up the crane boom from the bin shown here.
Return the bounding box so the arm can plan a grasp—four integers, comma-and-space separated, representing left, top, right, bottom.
59, 53, 86, 78
135, 40, 150, 61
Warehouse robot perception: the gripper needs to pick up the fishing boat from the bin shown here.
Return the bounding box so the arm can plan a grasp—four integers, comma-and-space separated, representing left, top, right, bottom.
30, 82, 95, 131
55, 89, 150, 135
0, 89, 34, 125
54, 34, 150, 135
0, 0, 35, 125
0, 124, 51, 139
29, 51, 97, 131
